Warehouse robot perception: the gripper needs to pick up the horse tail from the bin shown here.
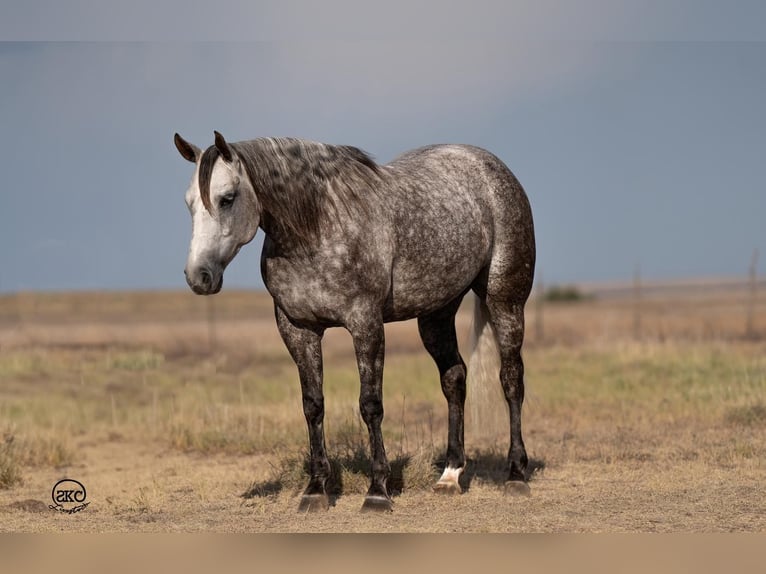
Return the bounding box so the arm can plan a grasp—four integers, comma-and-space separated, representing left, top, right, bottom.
466, 294, 508, 442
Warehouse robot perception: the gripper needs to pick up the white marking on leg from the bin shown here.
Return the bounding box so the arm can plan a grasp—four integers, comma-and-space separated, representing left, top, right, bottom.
436, 466, 463, 487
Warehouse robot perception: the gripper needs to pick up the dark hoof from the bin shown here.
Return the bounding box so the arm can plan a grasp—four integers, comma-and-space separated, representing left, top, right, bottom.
504, 480, 531, 497
360, 495, 393, 513
432, 481, 462, 495
297, 493, 329, 513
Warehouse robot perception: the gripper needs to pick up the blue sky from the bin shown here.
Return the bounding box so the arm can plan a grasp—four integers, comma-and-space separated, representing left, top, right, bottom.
1, 2, 765, 292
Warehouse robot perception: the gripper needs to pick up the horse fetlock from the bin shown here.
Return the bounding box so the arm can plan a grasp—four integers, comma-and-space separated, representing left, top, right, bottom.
509, 446, 528, 477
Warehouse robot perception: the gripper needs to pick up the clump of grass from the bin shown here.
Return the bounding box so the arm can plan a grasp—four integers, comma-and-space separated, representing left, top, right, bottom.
107, 350, 164, 371
0, 436, 23, 489
169, 425, 265, 455
0, 429, 74, 489
543, 284, 591, 303
242, 453, 309, 498
130, 483, 162, 514
167, 404, 304, 455
330, 442, 440, 496
400, 446, 441, 491
16, 435, 74, 467
0, 352, 49, 379
724, 403, 766, 427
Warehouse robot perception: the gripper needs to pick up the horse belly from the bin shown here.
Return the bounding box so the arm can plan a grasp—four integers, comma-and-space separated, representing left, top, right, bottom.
385, 228, 489, 321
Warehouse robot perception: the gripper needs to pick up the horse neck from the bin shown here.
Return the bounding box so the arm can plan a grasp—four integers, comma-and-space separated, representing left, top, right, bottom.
234, 139, 329, 254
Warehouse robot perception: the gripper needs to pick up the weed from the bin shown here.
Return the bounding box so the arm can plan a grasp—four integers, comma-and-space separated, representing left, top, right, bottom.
724, 403, 766, 427
543, 285, 591, 303
107, 350, 164, 371
0, 428, 74, 489
0, 436, 22, 489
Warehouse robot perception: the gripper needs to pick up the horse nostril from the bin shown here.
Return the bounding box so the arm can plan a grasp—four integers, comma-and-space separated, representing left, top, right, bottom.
199, 269, 212, 288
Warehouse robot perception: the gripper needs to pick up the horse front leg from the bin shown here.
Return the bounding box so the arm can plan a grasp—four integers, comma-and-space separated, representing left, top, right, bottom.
351, 319, 392, 512
274, 306, 330, 512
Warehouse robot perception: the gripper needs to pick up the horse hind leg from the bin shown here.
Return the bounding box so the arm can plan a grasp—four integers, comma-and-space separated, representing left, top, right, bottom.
417, 298, 467, 495
485, 295, 532, 496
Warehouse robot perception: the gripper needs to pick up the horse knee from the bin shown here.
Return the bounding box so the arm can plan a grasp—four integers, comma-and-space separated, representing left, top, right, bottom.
359, 394, 384, 424
302, 393, 324, 423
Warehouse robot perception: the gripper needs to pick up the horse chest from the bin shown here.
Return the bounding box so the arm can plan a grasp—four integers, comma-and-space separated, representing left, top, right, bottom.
262, 256, 375, 326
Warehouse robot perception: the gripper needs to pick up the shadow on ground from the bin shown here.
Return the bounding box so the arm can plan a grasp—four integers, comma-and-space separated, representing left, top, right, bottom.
241, 449, 413, 505
241, 448, 545, 501
460, 451, 545, 492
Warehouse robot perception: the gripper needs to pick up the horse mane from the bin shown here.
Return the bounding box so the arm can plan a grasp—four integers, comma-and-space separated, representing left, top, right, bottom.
198, 138, 382, 249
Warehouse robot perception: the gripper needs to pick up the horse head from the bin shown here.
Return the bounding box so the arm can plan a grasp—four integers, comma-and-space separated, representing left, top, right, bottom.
174, 131, 260, 295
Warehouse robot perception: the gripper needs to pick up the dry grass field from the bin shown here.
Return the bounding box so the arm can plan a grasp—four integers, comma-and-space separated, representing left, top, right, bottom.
0, 281, 764, 532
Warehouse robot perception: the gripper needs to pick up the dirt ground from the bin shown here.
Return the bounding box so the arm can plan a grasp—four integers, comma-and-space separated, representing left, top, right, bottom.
2, 437, 764, 533
0, 284, 764, 532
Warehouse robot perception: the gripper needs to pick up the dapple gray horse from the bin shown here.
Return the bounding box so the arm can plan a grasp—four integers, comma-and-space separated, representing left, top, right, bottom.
174, 131, 535, 512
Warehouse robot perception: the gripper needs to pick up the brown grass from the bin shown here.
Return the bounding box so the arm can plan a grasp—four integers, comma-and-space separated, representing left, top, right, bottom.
0, 283, 764, 531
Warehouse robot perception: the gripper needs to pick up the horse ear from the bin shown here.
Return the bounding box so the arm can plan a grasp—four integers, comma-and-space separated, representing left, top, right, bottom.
174, 133, 200, 163
214, 130, 234, 163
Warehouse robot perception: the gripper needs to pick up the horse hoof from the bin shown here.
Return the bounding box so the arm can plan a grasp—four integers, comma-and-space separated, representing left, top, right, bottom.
360, 495, 393, 513
504, 481, 531, 497
433, 466, 463, 495
298, 493, 329, 513
432, 480, 462, 495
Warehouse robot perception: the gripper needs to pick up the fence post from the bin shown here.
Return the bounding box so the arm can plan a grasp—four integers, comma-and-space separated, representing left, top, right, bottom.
633, 263, 642, 340
206, 296, 217, 353
535, 270, 544, 343
746, 248, 759, 339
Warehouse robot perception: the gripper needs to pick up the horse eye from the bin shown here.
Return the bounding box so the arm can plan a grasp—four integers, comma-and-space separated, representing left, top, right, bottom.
219, 193, 236, 209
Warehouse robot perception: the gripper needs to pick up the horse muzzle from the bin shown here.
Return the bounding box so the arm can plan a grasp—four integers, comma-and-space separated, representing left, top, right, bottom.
185, 266, 223, 295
